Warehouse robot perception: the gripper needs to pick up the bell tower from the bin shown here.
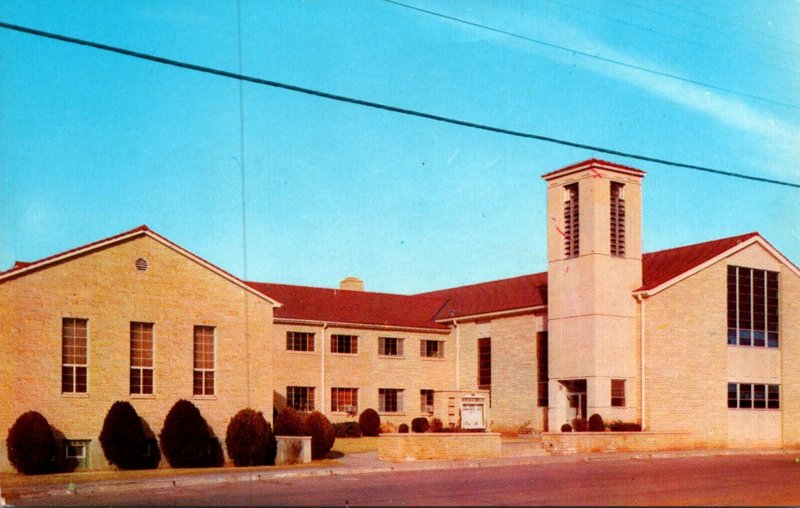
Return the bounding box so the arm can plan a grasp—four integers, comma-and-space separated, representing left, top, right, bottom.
542, 159, 645, 430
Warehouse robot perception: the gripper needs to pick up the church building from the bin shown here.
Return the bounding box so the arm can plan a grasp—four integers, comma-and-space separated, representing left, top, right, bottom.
1, 158, 798, 470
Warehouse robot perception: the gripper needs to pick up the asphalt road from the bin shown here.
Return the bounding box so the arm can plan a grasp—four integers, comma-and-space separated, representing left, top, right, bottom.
17, 453, 800, 506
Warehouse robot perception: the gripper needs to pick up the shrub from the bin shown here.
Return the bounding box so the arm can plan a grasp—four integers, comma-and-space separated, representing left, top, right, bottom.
99, 401, 160, 470
274, 407, 304, 436
225, 408, 274, 467
398, 424, 409, 433
304, 411, 336, 460
6, 411, 57, 474
358, 408, 381, 437
333, 422, 361, 438
588, 414, 605, 432
609, 421, 642, 432
560, 424, 572, 432
411, 417, 430, 433
159, 399, 222, 468
571, 418, 588, 432
430, 418, 443, 433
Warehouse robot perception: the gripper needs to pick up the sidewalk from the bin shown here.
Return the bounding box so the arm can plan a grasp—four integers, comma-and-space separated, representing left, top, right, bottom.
1, 439, 796, 504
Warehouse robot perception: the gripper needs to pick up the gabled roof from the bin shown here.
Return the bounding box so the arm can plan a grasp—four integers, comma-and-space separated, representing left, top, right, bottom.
245, 281, 450, 331
639, 232, 760, 292
415, 272, 548, 321
541, 158, 646, 181
4, 225, 794, 329
0, 225, 281, 306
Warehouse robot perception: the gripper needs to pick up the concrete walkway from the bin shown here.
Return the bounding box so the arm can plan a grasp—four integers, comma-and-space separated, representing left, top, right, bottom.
1, 439, 795, 504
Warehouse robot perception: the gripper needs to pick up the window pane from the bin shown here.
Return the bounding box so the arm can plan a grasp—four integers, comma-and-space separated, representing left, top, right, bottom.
740, 384, 752, 408
753, 384, 766, 408
728, 383, 737, 408
768, 385, 780, 409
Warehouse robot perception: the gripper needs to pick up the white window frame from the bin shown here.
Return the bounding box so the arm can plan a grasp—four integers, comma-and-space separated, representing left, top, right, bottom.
379, 337, 404, 357
193, 325, 216, 396
379, 388, 404, 413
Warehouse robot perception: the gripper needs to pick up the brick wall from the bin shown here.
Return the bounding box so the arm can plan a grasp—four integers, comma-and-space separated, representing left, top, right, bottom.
0, 235, 274, 471
272, 322, 454, 428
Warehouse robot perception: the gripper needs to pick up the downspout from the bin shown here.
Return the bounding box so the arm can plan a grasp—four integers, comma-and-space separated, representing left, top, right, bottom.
454, 320, 461, 390
321, 323, 328, 414
635, 294, 646, 430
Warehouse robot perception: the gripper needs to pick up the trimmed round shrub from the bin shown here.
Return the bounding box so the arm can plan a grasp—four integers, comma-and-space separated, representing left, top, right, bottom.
225, 408, 274, 466
571, 418, 588, 432
304, 411, 336, 460
99, 401, 160, 470
358, 408, 381, 437
411, 417, 430, 433
274, 407, 304, 436
588, 414, 605, 432
560, 423, 572, 432
398, 424, 409, 433
159, 399, 221, 468
333, 421, 361, 438
430, 418, 443, 433
609, 421, 642, 432
6, 411, 57, 474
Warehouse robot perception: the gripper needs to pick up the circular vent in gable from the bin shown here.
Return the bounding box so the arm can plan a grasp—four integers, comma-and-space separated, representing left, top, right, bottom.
135, 258, 149, 271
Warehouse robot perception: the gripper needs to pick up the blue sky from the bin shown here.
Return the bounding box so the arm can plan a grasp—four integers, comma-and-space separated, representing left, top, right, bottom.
1, 0, 798, 294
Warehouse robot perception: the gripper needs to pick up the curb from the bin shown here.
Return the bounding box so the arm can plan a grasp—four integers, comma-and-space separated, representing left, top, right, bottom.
4, 448, 798, 502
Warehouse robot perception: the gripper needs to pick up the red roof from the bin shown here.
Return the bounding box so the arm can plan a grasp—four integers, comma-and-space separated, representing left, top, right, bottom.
245, 282, 450, 330
541, 158, 646, 180
415, 272, 548, 320
3, 224, 768, 328
640, 232, 760, 291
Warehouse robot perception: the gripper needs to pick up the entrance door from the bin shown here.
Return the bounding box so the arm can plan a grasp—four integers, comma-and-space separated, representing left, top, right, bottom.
562, 379, 587, 422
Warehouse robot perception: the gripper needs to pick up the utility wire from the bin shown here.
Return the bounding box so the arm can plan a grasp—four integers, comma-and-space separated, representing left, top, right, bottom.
1, 20, 798, 189
545, 0, 800, 82
655, 0, 800, 50
623, 0, 800, 61
382, 0, 800, 110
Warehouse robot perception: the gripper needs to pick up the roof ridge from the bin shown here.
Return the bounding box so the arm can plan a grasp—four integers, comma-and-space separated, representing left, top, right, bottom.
1, 224, 151, 276
247, 280, 448, 301
643, 231, 759, 257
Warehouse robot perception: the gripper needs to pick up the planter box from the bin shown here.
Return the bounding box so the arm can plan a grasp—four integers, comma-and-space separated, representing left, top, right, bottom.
378, 433, 501, 461
542, 431, 703, 454
275, 436, 312, 465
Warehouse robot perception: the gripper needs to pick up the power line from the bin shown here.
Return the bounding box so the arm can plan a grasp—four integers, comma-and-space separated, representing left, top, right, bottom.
545, 0, 800, 83
1, 20, 798, 189
382, 0, 800, 110
656, 0, 800, 50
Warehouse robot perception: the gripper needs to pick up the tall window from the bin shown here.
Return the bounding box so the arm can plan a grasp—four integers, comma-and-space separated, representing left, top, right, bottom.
62, 318, 88, 393
420, 339, 444, 359
193, 325, 215, 396
420, 389, 434, 413
727, 266, 779, 348
728, 383, 779, 409
611, 379, 626, 407
379, 388, 403, 413
286, 331, 314, 352
130, 322, 154, 395
379, 337, 404, 357
610, 182, 625, 256
287, 386, 315, 412
478, 338, 491, 389
331, 387, 358, 413
331, 334, 358, 354
564, 183, 579, 258
537, 332, 548, 407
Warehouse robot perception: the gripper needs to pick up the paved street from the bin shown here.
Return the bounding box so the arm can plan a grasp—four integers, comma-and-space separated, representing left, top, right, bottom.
13, 453, 800, 506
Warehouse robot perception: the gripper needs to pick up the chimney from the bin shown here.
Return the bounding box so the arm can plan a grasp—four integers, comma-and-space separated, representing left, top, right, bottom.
339, 276, 364, 291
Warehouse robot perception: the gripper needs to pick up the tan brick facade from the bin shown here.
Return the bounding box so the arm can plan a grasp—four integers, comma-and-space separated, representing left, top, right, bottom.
0, 234, 275, 470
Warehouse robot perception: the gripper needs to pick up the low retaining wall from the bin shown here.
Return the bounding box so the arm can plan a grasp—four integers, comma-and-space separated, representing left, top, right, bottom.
542, 431, 700, 454
378, 433, 502, 461
275, 436, 312, 465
